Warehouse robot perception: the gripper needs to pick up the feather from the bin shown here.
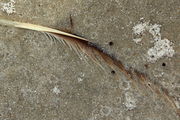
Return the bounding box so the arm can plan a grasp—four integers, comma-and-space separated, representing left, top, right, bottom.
0, 18, 179, 116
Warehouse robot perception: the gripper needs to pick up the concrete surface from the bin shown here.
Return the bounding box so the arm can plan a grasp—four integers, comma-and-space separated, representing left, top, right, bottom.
0, 0, 180, 120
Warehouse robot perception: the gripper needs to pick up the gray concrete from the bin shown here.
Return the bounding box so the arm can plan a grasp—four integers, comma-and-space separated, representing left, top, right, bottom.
0, 0, 179, 120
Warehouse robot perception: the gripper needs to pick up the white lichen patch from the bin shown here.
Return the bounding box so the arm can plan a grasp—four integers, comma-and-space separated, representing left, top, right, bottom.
78, 77, 83, 82
133, 38, 142, 44
1, 0, 16, 15
123, 92, 137, 110
52, 86, 61, 95
132, 22, 149, 35
132, 20, 175, 62
148, 24, 161, 41
147, 39, 175, 62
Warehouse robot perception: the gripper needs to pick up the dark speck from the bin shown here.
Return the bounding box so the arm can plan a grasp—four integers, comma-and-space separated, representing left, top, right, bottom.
108, 41, 114, 46
162, 63, 166, 67
151, 55, 154, 58
111, 70, 116, 74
